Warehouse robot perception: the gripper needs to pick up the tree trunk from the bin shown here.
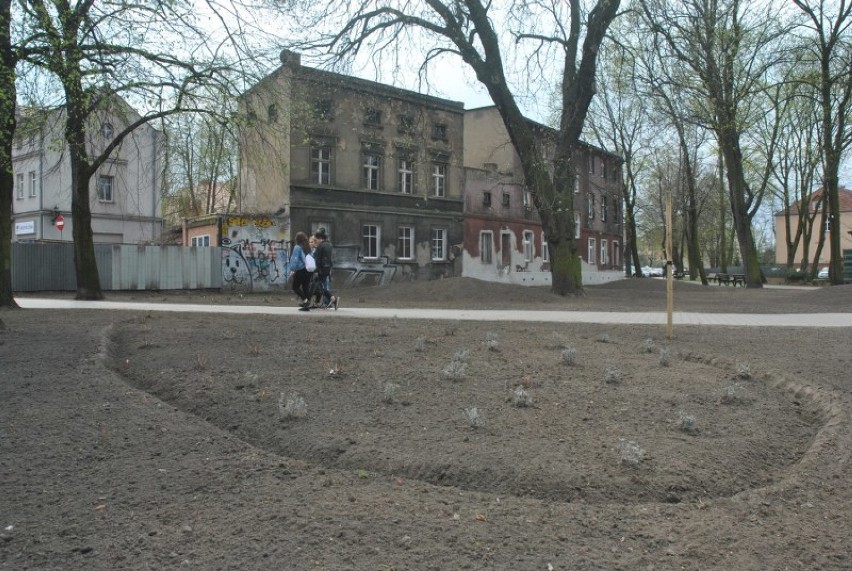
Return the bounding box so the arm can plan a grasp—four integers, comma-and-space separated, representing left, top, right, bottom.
0, 0, 17, 308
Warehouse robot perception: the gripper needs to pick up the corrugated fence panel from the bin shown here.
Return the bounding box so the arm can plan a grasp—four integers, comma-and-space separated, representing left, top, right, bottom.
13, 243, 222, 291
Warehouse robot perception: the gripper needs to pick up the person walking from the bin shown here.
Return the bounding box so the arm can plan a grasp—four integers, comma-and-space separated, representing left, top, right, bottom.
288, 232, 312, 310
313, 227, 338, 310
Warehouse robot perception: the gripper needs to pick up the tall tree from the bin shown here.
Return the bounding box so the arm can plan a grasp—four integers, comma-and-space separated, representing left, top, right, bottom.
0, 0, 16, 309
640, 0, 787, 288
792, 0, 852, 285
295, 0, 621, 295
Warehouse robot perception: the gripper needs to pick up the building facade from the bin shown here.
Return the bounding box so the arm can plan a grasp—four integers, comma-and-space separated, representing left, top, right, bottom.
12, 97, 163, 244
239, 51, 465, 285
774, 187, 852, 268
462, 106, 624, 285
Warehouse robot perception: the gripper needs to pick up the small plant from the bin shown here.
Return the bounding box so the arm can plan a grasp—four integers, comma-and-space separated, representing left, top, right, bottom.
619, 438, 645, 467
550, 331, 569, 349
193, 352, 209, 370
445, 322, 460, 336
658, 347, 671, 367
735, 361, 752, 379
642, 338, 655, 353
414, 337, 427, 352
443, 359, 467, 382
382, 382, 399, 404
720, 383, 744, 404
596, 333, 611, 344
561, 347, 577, 366
483, 332, 500, 352
356, 469, 369, 479
604, 367, 622, 384
452, 349, 470, 363
512, 386, 533, 408
278, 392, 307, 418
678, 411, 697, 433
463, 407, 484, 428
247, 343, 261, 356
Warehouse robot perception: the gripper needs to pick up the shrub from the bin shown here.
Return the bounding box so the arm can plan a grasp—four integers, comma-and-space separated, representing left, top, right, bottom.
443, 359, 467, 382
642, 338, 655, 353
561, 347, 577, 366
678, 411, 697, 434
604, 367, 622, 384
720, 383, 744, 404
278, 392, 307, 418
735, 361, 752, 379
550, 331, 569, 349
463, 407, 484, 428
414, 337, 427, 352
619, 438, 645, 467
658, 347, 671, 367
512, 386, 533, 408
596, 333, 611, 343
382, 382, 399, 404
484, 332, 500, 352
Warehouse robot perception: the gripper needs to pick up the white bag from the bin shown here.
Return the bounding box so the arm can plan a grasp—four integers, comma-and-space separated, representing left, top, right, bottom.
305, 253, 317, 272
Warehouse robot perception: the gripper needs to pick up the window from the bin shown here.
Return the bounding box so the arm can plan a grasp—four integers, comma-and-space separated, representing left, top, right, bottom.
398, 226, 414, 260
601, 239, 608, 265
29, 171, 37, 197
542, 233, 549, 262
191, 235, 211, 247
365, 108, 382, 126
600, 158, 606, 178
601, 195, 607, 222
363, 224, 380, 259
432, 163, 447, 197
523, 190, 533, 208
97, 175, 114, 202
267, 104, 278, 123
588, 237, 596, 264
523, 230, 534, 262
363, 153, 381, 190
502, 192, 511, 207
313, 99, 333, 121
398, 158, 414, 194
16, 173, 23, 199
587, 193, 595, 220
398, 115, 415, 134
480, 231, 493, 264
311, 221, 331, 241
589, 155, 595, 174
613, 241, 620, 267
101, 123, 113, 139
311, 146, 332, 184
574, 212, 581, 239
483, 191, 492, 207
431, 228, 447, 260
432, 123, 447, 140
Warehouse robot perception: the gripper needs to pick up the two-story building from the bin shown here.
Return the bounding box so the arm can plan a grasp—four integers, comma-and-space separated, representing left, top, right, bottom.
462, 106, 624, 285
12, 96, 163, 244
239, 51, 465, 285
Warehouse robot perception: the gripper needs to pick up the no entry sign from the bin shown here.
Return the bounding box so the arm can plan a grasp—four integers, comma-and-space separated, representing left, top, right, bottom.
55, 214, 64, 231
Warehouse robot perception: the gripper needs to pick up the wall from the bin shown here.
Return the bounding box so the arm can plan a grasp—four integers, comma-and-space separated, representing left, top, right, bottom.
220, 215, 291, 292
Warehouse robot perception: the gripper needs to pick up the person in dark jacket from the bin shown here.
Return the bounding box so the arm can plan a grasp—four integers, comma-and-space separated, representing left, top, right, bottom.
288, 232, 312, 309
313, 227, 338, 310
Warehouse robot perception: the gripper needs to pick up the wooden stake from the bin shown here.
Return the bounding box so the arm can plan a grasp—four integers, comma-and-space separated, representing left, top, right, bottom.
666, 194, 674, 339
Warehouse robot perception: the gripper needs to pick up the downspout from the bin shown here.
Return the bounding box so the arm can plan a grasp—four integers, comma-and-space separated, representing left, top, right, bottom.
38, 126, 44, 239
151, 128, 159, 241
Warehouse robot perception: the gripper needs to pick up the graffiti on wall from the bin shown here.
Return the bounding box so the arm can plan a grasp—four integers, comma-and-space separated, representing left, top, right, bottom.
221, 216, 290, 292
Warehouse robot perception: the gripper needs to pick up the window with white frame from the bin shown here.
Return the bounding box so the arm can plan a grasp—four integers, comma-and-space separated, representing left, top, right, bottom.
398, 158, 414, 194
191, 235, 211, 247
574, 178, 579, 193
480, 231, 493, 264
432, 162, 447, 197
97, 175, 114, 202
523, 190, 533, 208
587, 193, 595, 220
29, 171, 37, 197
523, 230, 534, 262
431, 228, 447, 260
613, 241, 620, 267
101, 123, 114, 139
16, 173, 23, 199
398, 226, 414, 260
574, 212, 581, 239
601, 239, 608, 265
542, 233, 549, 262
311, 146, 332, 184
362, 224, 380, 259
311, 221, 331, 240
588, 237, 596, 264
363, 153, 381, 190
601, 195, 607, 222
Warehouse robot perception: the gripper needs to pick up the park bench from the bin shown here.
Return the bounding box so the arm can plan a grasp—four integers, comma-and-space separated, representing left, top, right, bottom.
731, 274, 745, 286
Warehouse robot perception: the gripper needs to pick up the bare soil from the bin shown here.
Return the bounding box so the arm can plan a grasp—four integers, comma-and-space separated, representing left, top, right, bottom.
2, 278, 851, 570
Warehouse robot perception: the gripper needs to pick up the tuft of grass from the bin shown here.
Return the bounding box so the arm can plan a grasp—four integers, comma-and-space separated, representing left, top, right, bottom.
658, 347, 672, 367
278, 392, 307, 418
619, 438, 645, 467
512, 386, 533, 408
382, 382, 400, 404
604, 367, 622, 384
550, 331, 569, 349
443, 359, 467, 382
596, 333, 611, 344
678, 411, 697, 434
735, 361, 752, 379
193, 352, 209, 370
483, 332, 500, 352
247, 343, 261, 356
463, 407, 484, 428
452, 348, 470, 363
561, 347, 577, 366
414, 337, 427, 352
720, 383, 745, 405
642, 338, 655, 353
445, 322, 460, 336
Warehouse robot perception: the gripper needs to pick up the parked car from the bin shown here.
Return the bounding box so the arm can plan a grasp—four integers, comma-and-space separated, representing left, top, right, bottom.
818, 267, 829, 279
640, 265, 665, 277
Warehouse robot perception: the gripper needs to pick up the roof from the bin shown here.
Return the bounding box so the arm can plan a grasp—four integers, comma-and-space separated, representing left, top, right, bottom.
778, 186, 852, 216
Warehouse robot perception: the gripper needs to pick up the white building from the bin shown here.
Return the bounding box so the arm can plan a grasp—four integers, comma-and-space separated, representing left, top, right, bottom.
12, 96, 163, 244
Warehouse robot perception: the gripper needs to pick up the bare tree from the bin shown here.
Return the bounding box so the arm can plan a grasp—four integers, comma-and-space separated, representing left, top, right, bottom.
291, 0, 621, 295
0, 0, 15, 309
640, 0, 789, 288
792, 0, 852, 285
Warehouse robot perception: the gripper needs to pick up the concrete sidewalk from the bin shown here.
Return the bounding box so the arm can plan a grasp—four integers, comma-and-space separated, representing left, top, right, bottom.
16, 298, 852, 327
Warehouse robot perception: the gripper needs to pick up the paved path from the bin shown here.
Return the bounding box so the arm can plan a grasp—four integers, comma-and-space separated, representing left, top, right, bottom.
16, 298, 852, 327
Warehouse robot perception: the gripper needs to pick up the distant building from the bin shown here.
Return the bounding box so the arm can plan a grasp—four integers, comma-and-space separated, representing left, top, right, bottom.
12, 96, 163, 244
774, 186, 852, 268
239, 50, 465, 285
462, 106, 624, 285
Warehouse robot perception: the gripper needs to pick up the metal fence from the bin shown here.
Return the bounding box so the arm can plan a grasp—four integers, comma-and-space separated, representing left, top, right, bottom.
12, 242, 222, 292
